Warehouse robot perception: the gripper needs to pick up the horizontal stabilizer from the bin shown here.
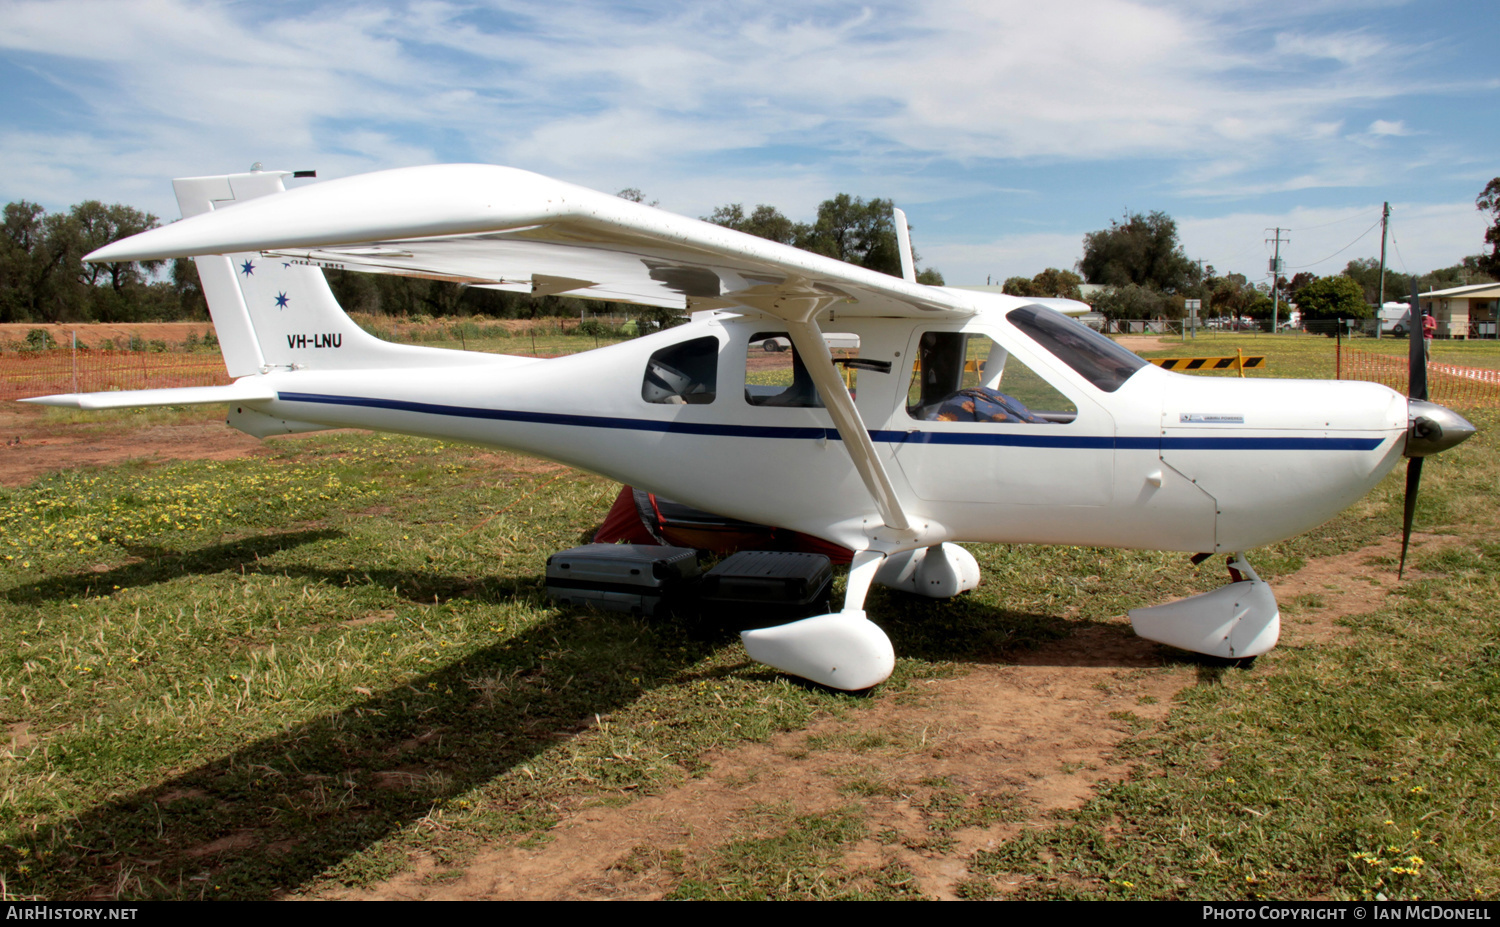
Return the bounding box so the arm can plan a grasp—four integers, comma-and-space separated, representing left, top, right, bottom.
20, 381, 276, 411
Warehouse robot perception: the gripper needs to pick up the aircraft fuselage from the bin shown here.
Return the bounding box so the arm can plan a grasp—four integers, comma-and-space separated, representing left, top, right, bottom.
233, 306, 1408, 556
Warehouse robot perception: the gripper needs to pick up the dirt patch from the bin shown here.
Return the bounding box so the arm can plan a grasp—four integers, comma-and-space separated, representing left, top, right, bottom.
321, 532, 1451, 901
342, 611, 398, 628
0, 323, 216, 350
1115, 336, 1172, 353
1269, 532, 1457, 645
322, 623, 1192, 901
5, 722, 35, 754
0, 407, 272, 486
186, 831, 259, 858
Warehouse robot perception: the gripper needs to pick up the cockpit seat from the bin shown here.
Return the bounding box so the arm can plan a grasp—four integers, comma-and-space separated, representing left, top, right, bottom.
923, 387, 1047, 424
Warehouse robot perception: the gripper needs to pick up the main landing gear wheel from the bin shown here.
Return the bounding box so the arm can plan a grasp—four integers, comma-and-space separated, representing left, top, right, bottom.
1127, 553, 1281, 659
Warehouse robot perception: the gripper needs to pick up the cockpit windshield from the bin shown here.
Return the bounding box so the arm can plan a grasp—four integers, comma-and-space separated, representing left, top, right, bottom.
1006, 304, 1146, 393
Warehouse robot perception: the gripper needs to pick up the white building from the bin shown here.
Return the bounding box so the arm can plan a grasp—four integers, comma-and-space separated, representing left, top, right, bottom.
1416, 282, 1500, 339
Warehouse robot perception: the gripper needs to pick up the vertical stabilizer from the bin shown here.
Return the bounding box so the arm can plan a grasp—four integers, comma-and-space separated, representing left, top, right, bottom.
172, 169, 466, 375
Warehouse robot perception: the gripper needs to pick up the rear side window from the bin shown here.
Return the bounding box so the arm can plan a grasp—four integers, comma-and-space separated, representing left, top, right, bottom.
1007, 304, 1146, 392
744, 331, 862, 407
642, 336, 718, 404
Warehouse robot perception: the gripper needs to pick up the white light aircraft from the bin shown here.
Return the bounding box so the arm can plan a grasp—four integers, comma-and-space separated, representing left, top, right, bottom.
29, 164, 1474, 691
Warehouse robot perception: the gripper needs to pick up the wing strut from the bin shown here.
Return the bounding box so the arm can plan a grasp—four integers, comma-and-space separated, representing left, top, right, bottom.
777, 299, 912, 532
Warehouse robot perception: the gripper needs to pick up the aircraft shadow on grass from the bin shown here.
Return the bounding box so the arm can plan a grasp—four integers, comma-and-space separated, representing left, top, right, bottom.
9, 531, 1205, 899
1, 530, 345, 606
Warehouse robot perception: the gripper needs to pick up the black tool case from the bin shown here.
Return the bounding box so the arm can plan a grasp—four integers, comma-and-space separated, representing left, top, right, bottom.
545, 543, 700, 617
700, 551, 834, 624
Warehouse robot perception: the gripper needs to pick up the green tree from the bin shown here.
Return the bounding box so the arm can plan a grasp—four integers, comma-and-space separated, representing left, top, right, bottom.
616, 188, 658, 207
707, 194, 943, 283
1090, 283, 1180, 320
797, 193, 899, 273
1418, 257, 1495, 291
704, 203, 799, 245
170, 258, 208, 320
1030, 268, 1083, 299
1295, 275, 1369, 323
1001, 275, 1035, 297
1342, 258, 1411, 305
1204, 271, 1274, 320
0, 202, 69, 322
1002, 268, 1082, 299
66, 201, 161, 293
1477, 178, 1500, 278
1078, 211, 1198, 293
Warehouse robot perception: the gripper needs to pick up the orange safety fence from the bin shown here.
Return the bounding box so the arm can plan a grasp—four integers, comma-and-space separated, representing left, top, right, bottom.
1336, 344, 1500, 409
0, 349, 230, 401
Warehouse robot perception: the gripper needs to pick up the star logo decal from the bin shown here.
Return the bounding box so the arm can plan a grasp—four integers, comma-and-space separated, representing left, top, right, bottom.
239, 260, 255, 276
274, 292, 290, 309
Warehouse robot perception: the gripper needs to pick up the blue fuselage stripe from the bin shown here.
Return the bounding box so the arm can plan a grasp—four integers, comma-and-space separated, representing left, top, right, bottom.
276, 392, 1385, 452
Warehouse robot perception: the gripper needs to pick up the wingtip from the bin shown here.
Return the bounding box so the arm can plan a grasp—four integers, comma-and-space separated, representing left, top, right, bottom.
17, 395, 80, 408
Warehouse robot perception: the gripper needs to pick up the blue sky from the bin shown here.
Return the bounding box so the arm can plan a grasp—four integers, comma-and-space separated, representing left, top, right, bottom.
1, 0, 1495, 286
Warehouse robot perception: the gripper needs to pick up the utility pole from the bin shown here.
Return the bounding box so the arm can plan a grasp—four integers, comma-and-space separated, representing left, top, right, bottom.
1266, 228, 1290, 332
1195, 258, 1206, 335
1376, 202, 1391, 339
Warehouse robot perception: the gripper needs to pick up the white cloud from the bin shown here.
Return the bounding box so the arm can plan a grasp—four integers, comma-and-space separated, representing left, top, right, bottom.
923, 232, 1087, 287
1273, 29, 1389, 64
0, 0, 1489, 280
0, 0, 1449, 190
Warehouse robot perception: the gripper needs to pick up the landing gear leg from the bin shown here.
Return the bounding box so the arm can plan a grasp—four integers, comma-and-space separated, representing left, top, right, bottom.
740, 549, 896, 690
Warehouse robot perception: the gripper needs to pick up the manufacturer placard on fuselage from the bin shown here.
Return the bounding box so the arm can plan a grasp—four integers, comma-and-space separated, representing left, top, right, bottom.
1179, 413, 1244, 424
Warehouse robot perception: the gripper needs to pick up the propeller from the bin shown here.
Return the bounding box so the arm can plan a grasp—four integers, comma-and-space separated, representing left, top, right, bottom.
1398, 280, 1476, 577
1399, 279, 1425, 577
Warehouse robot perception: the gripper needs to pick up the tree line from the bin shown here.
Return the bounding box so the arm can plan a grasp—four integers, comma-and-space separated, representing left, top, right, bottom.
7, 176, 1497, 328
1005, 178, 1500, 324
0, 188, 943, 327
0, 200, 208, 324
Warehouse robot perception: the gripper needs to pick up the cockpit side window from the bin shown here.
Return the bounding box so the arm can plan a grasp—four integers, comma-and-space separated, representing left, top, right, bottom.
1007, 304, 1146, 393
906, 331, 1078, 424
642, 336, 718, 405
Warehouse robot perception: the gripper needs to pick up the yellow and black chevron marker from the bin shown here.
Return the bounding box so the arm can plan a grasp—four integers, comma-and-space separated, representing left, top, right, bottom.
1150, 350, 1266, 377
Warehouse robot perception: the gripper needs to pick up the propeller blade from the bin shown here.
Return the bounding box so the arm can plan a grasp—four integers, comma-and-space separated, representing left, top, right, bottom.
1401, 277, 1426, 581
1398, 456, 1423, 579
1410, 279, 1428, 402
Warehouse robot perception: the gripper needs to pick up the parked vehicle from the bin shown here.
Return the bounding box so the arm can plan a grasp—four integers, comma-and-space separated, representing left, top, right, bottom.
1379, 302, 1412, 337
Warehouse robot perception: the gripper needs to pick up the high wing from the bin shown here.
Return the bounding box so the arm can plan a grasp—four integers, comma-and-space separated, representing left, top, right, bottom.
87, 164, 974, 321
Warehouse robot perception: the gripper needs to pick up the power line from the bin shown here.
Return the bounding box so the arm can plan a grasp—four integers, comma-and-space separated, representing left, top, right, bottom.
1287, 208, 1382, 233
1390, 233, 1410, 276
1284, 217, 1383, 270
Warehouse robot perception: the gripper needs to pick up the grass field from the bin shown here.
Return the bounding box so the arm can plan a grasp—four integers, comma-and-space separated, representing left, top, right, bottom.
1, 331, 1498, 900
